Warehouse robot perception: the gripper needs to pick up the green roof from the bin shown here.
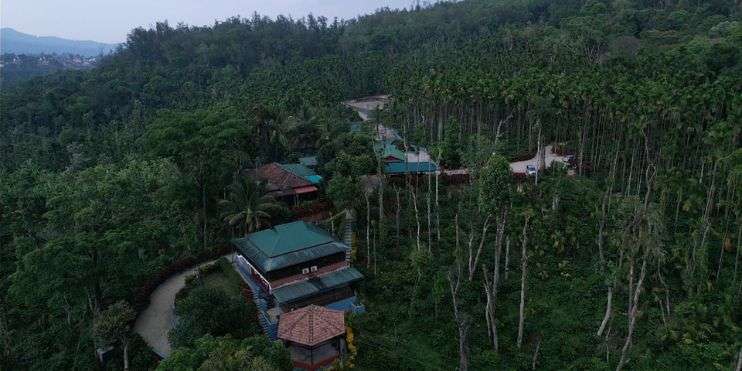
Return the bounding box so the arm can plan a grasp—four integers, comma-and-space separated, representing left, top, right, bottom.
384, 161, 439, 174
373, 141, 405, 161
272, 268, 363, 304
232, 221, 349, 273
280, 163, 322, 184
299, 156, 318, 167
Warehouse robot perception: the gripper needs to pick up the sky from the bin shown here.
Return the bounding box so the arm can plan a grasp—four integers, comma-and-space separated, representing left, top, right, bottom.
1, 0, 415, 44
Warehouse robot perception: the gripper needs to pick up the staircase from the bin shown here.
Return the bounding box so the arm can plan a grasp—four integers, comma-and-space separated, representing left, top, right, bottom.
342, 209, 355, 262
233, 258, 278, 340
257, 303, 278, 340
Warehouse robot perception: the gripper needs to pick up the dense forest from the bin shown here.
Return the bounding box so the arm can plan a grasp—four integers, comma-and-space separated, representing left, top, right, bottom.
1, 0, 740, 370
0, 53, 100, 87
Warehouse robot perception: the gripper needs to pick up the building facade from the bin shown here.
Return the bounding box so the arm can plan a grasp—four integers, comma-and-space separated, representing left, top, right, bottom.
232, 221, 364, 339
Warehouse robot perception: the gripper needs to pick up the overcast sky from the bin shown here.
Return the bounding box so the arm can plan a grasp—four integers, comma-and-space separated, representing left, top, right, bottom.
2, 0, 414, 44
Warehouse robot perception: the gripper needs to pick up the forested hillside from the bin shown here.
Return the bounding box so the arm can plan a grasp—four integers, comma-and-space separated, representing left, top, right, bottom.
0, 54, 99, 87
1, 1, 740, 370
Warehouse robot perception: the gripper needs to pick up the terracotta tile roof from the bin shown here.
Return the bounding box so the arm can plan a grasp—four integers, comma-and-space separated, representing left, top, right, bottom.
278, 305, 345, 347
252, 163, 312, 196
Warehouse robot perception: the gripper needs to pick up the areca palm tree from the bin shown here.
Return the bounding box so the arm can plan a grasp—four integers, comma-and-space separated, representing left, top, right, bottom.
219, 178, 283, 236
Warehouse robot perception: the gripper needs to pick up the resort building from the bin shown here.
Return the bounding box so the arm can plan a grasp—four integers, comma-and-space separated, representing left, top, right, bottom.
232, 221, 364, 339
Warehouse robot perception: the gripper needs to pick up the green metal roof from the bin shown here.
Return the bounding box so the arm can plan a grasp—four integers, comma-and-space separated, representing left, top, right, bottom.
232, 221, 349, 273
299, 156, 318, 167
373, 141, 405, 161
384, 161, 439, 174
280, 163, 322, 184
248, 221, 334, 257
236, 240, 348, 273
272, 268, 363, 304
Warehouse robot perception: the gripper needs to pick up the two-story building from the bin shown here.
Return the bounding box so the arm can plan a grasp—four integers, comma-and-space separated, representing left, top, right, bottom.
232, 221, 364, 339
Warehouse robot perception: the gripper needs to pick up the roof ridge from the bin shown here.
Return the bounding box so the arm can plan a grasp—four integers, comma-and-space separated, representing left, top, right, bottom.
315, 306, 344, 335
308, 305, 315, 343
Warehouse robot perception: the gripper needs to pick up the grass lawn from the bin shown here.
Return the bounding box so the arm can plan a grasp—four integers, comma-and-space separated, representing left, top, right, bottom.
199, 258, 243, 297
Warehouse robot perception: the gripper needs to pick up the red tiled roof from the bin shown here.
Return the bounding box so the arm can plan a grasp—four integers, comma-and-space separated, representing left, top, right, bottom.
278, 305, 345, 347
253, 163, 312, 195
294, 185, 318, 194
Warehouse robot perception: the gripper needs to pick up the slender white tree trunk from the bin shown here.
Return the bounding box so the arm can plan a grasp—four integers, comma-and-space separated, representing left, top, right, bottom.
410, 186, 421, 251
517, 215, 530, 348
532, 337, 541, 370
597, 287, 613, 337
123, 340, 130, 371
449, 258, 469, 371
365, 192, 371, 268
616, 255, 647, 371
468, 215, 491, 281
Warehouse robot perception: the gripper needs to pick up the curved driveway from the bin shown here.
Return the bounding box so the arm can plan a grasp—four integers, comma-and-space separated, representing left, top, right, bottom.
133, 253, 234, 358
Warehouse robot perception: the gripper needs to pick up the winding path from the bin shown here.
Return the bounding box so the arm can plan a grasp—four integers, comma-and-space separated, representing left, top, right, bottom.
133, 253, 235, 358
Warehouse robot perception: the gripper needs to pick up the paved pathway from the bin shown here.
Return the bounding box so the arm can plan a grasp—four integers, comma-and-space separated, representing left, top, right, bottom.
343, 95, 389, 121
509, 145, 569, 173
133, 253, 235, 358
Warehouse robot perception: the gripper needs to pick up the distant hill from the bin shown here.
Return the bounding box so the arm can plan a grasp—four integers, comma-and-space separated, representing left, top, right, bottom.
1, 28, 118, 57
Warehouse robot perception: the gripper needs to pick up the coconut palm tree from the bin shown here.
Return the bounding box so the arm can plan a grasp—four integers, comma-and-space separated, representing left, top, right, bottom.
219, 178, 283, 236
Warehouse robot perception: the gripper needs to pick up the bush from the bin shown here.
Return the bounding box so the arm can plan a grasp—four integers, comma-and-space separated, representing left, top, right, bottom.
159, 335, 291, 371
169, 286, 260, 348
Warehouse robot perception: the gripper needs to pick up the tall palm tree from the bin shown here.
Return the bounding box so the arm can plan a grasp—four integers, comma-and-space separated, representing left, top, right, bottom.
219, 178, 283, 236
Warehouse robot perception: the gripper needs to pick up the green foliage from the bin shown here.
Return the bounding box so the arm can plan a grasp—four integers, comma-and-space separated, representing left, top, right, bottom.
93, 301, 136, 347
170, 283, 259, 349
326, 175, 361, 210
477, 153, 513, 215
219, 178, 284, 236
159, 335, 291, 371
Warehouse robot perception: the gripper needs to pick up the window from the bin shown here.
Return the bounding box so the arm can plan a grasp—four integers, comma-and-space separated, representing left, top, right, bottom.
310, 266, 318, 272
302, 268, 310, 274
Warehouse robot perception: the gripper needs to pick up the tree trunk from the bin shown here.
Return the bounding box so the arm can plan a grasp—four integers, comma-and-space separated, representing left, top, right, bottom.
426, 172, 432, 253
504, 237, 510, 281
395, 186, 401, 254
199, 174, 208, 250
449, 261, 469, 371
378, 153, 385, 246
734, 225, 741, 297
717, 232, 727, 282
532, 337, 541, 370
482, 266, 498, 353
517, 215, 530, 348
616, 254, 648, 371
365, 192, 371, 268
410, 186, 422, 251
435, 150, 441, 244
597, 287, 613, 337
535, 124, 542, 186
597, 151, 619, 337
468, 215, 491, 281
123, 339, 130, 371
